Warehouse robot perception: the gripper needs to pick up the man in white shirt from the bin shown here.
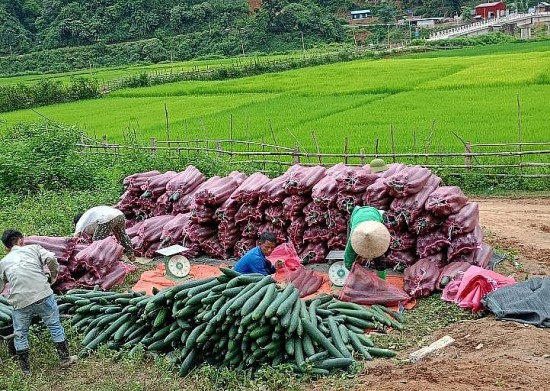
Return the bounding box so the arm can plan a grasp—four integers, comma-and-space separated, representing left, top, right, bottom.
74, 205, 135, 262
0, 229, 77, 375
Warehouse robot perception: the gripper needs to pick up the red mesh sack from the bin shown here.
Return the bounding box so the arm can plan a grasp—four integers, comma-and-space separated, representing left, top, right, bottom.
283, 165, 326, 195
425, 186, 468, 217
416, 229, 451, 258
364, 179, 392, 210
235, 202, 262, 224
337, 191, 363, 214
472, 242, 493, 269
231, 172, 271, 203
447, 225, 483, 261
335, 166, 378, 193
304, 202, 327, 226
165, 165, 205, 199
186, 223, 217, 243
303, 225, 331, 243
339, 263, 410, 306
388, 230, 416, 252
140, 171, 177, 198
443, 202, 480, 239
403, 258, 441, 298
385, 166, 433, 198
190, 204, 216, 224
418, 251, 447, 269
389, 176, 441, 226
299, 242, 328, 264
437, 261, 472, 290
25, 236, 74, 263
195, 175, 244, 206
408, 211, 443, 236
218, 220, 240, 250
312, 175, 338, 205
123, 170, 161, 194
240, 218, 263, 239
160, 213, 190, 246
289, 217, 307, 246
214, 197, 241, 222
74, 237, 124, 279
282, 195, 309, 220
138, 215, 173, 243
384, 250, 417, 269
327, 233, 347, 250
288, 268, 324, 298
258, 174, 289, 207
201, 235, 229, 259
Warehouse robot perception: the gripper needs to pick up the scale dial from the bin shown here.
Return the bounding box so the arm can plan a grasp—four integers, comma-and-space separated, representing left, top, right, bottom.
328, 261, 349, 287
166, 255, 191, 278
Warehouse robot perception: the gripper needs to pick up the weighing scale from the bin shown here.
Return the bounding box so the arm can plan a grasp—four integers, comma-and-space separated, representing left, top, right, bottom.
155, 245, 190, 280
328, 261, 349, 287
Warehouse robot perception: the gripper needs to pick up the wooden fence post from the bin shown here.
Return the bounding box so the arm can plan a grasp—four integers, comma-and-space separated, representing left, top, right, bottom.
464, 142, 472, 169
292, 147, 300, 165
359, 148, 366, 165
344, 137, 349, 164
102, 135, 107, 153
151, 137, 157, 154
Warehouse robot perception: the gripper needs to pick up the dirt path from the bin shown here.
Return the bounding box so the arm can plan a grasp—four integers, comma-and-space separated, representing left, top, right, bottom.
318, 197, 550, 391
475, 197, 550, 275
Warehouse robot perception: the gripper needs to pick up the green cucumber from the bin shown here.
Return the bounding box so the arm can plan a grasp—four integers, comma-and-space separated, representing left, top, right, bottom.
275, 287, 299, 317
327, 317, 351, 358
314, 357, 354, 370
264, 284, 294, 318
348, 332, 372, 360
366, 347, 397, 358
241, 284, 270, 317
301, 318, 343, 358
251, 284, 278, 321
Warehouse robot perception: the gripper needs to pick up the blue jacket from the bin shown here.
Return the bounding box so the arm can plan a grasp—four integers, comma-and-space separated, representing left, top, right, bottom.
234, 246, 276, 276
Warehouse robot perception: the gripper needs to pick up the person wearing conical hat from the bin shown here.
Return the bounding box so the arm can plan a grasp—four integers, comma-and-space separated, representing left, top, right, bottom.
344, 206, 391, 270
343, 158, 390, 270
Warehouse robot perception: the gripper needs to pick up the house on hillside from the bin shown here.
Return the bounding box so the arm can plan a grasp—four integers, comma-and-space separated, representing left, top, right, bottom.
350, 10, 371, 24
398, 17, 445, 29
535, 2, 550, 12
475, 1, 507, 19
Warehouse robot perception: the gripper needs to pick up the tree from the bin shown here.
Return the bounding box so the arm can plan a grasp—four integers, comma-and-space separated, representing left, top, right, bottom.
378, 4, 397, 24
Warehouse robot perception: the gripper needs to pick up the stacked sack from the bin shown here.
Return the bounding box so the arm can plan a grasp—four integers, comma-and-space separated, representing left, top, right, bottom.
24, 236, 135, 292
115, 164, 490, 298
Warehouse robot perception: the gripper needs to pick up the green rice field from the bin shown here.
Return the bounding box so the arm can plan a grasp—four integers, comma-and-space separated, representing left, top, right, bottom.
1, 41, 549, 165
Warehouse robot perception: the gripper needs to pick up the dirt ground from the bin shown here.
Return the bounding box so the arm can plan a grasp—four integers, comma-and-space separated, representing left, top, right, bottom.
332, 197, 550, 391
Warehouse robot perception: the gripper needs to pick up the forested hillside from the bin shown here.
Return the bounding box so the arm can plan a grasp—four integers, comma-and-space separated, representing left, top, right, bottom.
0, 0, 346, 57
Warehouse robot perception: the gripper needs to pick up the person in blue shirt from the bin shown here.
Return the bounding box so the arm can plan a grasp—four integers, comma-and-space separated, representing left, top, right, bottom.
234, 232, 282, 275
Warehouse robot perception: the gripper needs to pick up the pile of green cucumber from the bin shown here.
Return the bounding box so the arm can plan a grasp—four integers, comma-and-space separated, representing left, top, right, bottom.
55, 267, 403, 376
0, 296, 14, 328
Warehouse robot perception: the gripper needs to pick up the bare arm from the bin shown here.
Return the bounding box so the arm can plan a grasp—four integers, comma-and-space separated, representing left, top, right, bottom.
45, 257, 59, 284
37, 246, 58, 284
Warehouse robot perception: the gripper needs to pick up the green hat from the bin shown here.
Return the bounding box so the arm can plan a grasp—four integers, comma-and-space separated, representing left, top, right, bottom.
370, 158, 388, 173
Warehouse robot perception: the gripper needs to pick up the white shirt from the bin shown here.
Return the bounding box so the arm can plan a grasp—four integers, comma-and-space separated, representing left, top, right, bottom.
74, 206, 123, 236
0, 245, 57, 309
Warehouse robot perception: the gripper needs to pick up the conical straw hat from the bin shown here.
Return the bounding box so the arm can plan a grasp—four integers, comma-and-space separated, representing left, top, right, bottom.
350, 221, 390, 259
369, 158, 388, 173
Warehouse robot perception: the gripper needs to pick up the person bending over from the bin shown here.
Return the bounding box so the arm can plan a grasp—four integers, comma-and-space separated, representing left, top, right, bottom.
74, 205, 135, 262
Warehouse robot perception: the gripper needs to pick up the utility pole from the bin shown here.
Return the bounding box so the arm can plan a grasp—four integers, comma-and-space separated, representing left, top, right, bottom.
301, 31, 305, 57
